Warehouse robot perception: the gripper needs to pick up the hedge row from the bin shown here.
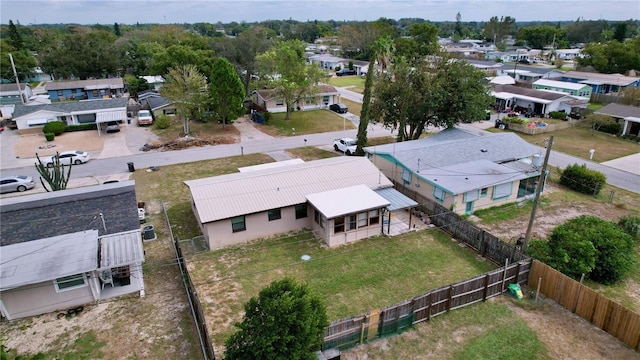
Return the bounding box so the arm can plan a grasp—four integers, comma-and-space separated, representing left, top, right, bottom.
65, 123, 97, 132
560, 163, 607, 196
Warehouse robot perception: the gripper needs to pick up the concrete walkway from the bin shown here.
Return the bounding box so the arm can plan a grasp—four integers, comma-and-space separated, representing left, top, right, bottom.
602, 153, 640, 176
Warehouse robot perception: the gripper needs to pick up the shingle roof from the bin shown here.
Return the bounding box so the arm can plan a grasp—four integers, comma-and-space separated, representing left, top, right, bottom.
45, 78, 124, 91
492, 84, 569, 101
0, 83, 29, 93
185, 157, 393, 223
594, 103, 640, 118
562, 71, 639, 86
0, 181, 140, 246
11, 98, 127, 119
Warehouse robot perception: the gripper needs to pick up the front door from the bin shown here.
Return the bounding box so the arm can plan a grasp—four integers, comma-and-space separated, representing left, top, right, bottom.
465, 201, 473, 215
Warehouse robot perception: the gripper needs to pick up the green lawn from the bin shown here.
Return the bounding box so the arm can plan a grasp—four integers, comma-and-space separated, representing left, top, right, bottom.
492, 122, 639, 162
343, 299, 550, 360
260, 109, 356, 136
189, 229, 497, 346
341, 98, 362, 117
326, 76, 366, 93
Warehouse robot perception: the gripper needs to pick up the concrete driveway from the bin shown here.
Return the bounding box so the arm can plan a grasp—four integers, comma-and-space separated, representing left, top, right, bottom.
601, 153, 640, 175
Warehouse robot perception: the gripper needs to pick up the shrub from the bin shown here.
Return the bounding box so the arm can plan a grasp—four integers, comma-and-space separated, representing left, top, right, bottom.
618, 215, 640, 241
43, 121, 65, 135
592, 120, 621, 135
526, 240, 551, 263
335, 66, 341, 71
261, 111, 271, 123
154, 114, 171, 129
548, 111, 567, 120
503, 116, 525, 124
44, 132, 55, 141
65, 123, 97, 132
547, 215, 634, 284
560, 163, 606, 196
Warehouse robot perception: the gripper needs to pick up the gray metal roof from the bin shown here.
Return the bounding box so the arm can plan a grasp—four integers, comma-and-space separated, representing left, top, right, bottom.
11, 98, 127, 119
0, 181, 140, 246
0, 230, 99, 291
562, 71, 639, 86
365, 128, 540, 170
185, 157, 393, 223
491, 84, 569, 101
595, 103, 640, 119
374, 188, 418, 211
99, 230, 145, 269
417, 159, 532, 194
45, 78, 124, 91
306, 185, 390, 219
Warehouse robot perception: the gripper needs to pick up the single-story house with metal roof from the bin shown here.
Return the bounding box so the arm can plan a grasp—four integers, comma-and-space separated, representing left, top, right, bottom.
45, 78, 125, 101
532, 79, 592, 101
594, 103, 640, 136
138, 92, 177, 117
364, 128, 544, 215
10, 98, 127, 135
561, 71, 640, 95
0, 181, 145, 320
184, 157, 417, 250
252, 84, 340, 113
491, 84, 586, 115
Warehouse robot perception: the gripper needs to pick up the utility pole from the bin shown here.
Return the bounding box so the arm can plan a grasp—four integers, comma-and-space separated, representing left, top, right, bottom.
523, 136, 554, 251
9, 53, 25, 104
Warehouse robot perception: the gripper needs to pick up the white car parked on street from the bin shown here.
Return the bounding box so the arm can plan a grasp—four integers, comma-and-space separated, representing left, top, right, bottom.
41, 150, 90, 167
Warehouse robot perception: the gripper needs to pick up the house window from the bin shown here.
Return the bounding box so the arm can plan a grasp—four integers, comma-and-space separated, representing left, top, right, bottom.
57, 90, 63, 97
369, 209, 380, 225
433, 187, 445, 202
464, 190, 479, 202
55, 273, 87, 292
92, 90, 99, 97
322, 96, 329, 105
357, 212, 368, 228
334, 217, 345, 234
268, 209, 281, 221
305, 97, 314, 105
231, 216, 246, 233
493, 183, 512, 200
480, 188, 488, 197
348, 215, 357, 230
401, 169, 412, 186
320, 215, 326, 229
295, 204, 308, 219
314, 209, 320, 224
276, 99, 284, 106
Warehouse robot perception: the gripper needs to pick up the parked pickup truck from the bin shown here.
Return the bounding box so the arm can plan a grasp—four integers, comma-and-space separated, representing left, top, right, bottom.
333, 137, 357, 155
137, 110, 153, 126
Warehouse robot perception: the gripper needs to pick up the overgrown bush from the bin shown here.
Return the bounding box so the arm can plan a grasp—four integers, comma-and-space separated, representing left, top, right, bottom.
42, 121, 65, 135
545, 215, 634, 284
65, 123, 97, 132
154, 114, 171, 129
592, 120, 622, 135
262, 111, 272, 123
618, 215, 640, 241
548, 111, 567, 120
503, 116, 524, 124
560, 163, 606, 195
44, 132, 55, 141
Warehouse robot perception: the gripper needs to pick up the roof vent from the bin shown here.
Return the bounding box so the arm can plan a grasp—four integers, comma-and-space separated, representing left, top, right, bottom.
480, 149, 488, 152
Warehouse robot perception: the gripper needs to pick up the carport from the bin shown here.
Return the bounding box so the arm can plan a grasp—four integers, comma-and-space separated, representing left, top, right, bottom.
95, 110, 126, 137
374, 187, 419, 235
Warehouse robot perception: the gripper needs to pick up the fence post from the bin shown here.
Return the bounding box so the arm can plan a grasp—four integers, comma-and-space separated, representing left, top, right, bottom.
480, 230, 486, 257
501, 258, 509, 293
609, 190, 615, 203
535, 277, 542, 303
482, 274, 490, 301
514, 262, 521, 285
446, 285, 453, 312
426, 293, 432, 321
573, 273, 585, 313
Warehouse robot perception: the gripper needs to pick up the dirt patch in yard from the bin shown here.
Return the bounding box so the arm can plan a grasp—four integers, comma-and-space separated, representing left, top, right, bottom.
14, 131, 104, 158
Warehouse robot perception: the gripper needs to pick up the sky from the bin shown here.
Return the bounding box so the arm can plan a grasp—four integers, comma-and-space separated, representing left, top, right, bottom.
1, 0, 638, 25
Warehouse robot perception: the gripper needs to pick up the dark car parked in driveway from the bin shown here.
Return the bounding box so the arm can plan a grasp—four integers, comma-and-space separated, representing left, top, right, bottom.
336, 69, 356, 76
329, 103, 349, 114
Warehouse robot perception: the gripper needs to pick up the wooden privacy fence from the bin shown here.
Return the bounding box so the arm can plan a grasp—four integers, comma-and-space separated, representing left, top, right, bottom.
590, 93, 640, 107
507, 119, 583, 135
322, 259, 532, 351
393, 181, 528, 265
162, 201, 216, 360
529, 260, 640, 352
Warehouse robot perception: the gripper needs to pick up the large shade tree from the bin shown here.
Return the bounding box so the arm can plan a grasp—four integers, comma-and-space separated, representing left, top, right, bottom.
160, 64, 208, 135
208, 57, 245, 127
225, 278, 328, 360
256, 39, 322, 120
371, 56, 492, 141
